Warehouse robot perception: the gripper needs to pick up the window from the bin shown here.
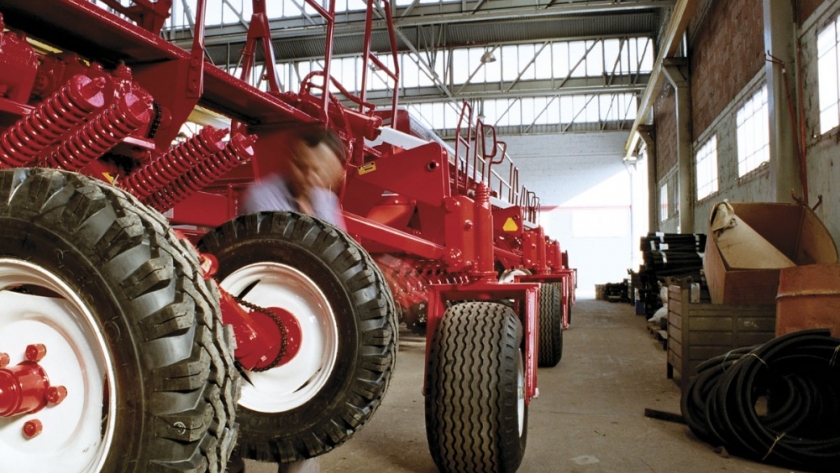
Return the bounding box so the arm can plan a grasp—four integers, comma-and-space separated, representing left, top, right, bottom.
818, 17, 840, 133
660, 184, 668, 222
736, 85, 769, 177
695, 136, 718, 200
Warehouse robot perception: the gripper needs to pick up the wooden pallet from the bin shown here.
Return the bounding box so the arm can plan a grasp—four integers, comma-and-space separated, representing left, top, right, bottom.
646, 322, 668, 350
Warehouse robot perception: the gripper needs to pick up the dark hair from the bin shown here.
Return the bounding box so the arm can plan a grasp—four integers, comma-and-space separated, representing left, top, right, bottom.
297, 125, 347, 162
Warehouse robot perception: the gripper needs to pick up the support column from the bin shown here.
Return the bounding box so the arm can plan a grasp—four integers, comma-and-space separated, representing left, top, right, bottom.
764, 0, 799, 203
662, 59, 694, 233
638, 124, 658, 233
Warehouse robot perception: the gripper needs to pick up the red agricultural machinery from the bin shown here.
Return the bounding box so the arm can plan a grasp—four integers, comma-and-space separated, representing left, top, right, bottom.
0, 1, 574, 472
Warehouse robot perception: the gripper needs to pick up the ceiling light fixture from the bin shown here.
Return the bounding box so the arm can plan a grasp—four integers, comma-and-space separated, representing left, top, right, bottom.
480, 49, 496, 64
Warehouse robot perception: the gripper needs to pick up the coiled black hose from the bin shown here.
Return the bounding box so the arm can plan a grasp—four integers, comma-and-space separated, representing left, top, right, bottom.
681, 329, 840, 471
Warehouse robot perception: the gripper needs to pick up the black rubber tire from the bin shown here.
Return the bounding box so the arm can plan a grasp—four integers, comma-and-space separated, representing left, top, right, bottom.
538, 283, 563, 367
198, 211, 397, 463
425, 302, 527, 473
559, 281, 572, 326
0, 168, 238, 472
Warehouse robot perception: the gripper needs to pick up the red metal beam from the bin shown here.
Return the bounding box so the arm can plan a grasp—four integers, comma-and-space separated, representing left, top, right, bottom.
344, 211, 446, 260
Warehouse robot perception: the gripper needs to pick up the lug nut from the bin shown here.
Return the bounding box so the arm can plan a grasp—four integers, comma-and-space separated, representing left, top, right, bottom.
46, 385, 67, 405
25, 344, 47, 363
0, 352, 9, 368
23, 419, 42, 439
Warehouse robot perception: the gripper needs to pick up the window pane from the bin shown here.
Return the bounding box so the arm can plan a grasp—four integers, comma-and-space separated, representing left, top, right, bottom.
501, 45, 519, 82
818, 19, 840, 134
520, 97, 534, 125
585, 95, 599, 122
821, 104, 840, 133
468, 48, 483, 82
569, 41, 587, 77
628, 37, 639, 70
518, 44, 536, 81
603, 39, 621, 74
639, 38, 653, 72
695, 136, 718, 200
553, 42, 570, 78
346, 0, 366, 12
532, 96, 548, 125
205, 0, 223, 25
736, 85, 769, 176
508, 99, 521, 125
534, 46, 552, 80
559, 96, 573, 123
452, 49, 471, 84
586, 41, 603, 76
546, 97, 560, 124
599, 94, 615, 121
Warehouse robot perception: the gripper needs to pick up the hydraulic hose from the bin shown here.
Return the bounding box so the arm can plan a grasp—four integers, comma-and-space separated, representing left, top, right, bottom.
681, 329, 840, 471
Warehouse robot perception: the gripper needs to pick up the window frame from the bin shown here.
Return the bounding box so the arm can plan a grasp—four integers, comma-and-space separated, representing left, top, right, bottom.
695, 135, 718, 201
735, 84, 770, 178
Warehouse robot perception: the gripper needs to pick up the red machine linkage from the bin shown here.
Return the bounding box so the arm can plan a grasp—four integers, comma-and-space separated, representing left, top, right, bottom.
45, 89, 153, 171
0, 75, 107, 168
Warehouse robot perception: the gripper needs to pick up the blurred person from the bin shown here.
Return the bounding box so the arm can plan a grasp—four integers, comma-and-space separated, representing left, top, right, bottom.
240, 124, 346, 229
228, 125, 346, 473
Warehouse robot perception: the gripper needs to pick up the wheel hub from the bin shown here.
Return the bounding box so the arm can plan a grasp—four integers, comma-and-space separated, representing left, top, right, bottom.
0, 349, 50, 418
266, 307, 302, 366
0, 259, 115, 473
221, 262, 338, 413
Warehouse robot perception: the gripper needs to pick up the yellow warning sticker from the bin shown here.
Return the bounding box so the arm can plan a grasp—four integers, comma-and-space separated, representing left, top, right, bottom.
503, 217, 518, 232
358, 163, 377, 175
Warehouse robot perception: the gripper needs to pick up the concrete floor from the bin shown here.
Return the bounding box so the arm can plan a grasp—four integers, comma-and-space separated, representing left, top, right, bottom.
244, 297, 802, 473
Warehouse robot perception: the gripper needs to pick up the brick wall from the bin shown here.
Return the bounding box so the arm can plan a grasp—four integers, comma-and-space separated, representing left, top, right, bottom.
690, 0, 765, 139
799, 0, 827, 23
654, 84, 676, 182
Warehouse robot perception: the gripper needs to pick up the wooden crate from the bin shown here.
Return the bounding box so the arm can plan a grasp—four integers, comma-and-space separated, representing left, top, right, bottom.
666, 284, 776, 391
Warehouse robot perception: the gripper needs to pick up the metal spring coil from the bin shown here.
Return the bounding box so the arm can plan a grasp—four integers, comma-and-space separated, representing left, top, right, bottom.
145, 133, 257, 213
0, 75, 106, 168
45, 90, 152, 172
122, 125, 228, 200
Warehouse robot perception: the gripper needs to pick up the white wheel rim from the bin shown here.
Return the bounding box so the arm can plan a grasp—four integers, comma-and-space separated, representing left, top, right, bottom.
0, 258, 116, 473
221, 262, 338, 413
517, 350, 525, 437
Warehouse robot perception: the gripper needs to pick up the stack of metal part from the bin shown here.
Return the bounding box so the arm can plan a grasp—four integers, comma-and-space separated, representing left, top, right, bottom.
637, 233, 707, 316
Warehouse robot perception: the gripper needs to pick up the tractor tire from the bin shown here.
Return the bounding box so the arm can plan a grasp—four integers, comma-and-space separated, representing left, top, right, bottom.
538, 283, 562, 367
0, 168, 238, 473
425, 302, 527, 473
198, 211, 397, 463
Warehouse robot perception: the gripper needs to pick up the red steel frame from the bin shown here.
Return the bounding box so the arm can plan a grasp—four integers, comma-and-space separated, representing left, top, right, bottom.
0, 0, 575, 411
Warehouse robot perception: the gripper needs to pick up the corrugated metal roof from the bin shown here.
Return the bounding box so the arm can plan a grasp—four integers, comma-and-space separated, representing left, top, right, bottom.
443, 12, 659, 45
206, 10, 659, 64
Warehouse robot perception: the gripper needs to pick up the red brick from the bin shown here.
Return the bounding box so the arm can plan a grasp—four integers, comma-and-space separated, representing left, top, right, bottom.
798, 0, 824, 24
690, 0, 765, 138
654, 83, 676, 181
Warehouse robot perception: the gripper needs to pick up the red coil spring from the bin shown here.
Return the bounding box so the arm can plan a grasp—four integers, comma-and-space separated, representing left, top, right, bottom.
45, 89, 152, 171
145, 132, 257, 213
0, 75, 106, 168
121, 126, 229, 200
